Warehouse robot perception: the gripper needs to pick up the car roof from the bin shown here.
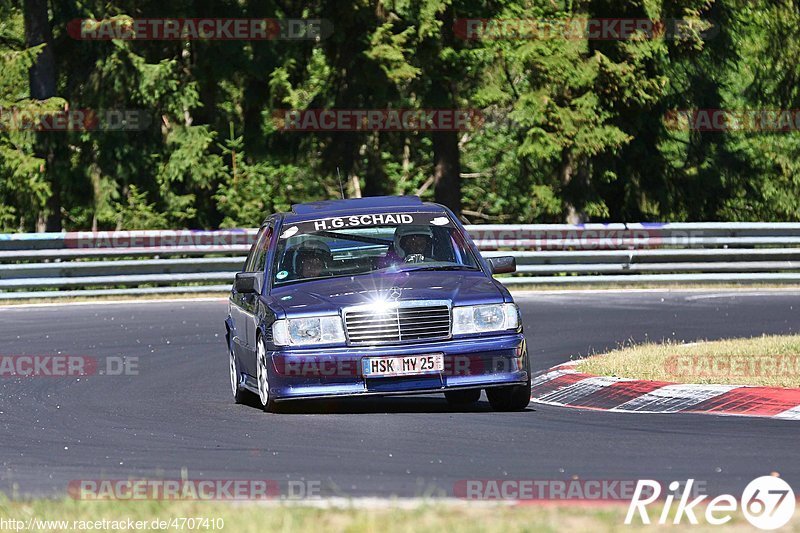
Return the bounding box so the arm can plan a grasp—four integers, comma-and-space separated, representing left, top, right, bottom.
268, 196, 450, 225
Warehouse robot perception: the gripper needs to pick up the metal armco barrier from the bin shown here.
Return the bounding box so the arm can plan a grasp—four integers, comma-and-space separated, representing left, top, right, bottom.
1, 223, 800, 299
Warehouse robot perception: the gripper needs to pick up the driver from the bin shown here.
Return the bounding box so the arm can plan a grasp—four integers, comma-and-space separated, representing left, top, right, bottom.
381, 225, 433, 266
293, 239, 332, 279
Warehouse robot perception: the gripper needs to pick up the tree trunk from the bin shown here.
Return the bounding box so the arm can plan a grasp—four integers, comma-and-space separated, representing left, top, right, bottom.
24, 0, 60, 231
432, 131, 461, 215
428, 4, 462, 217
560, 151, 581, 224
24, 0, 55, 99
363, 132, 389, 197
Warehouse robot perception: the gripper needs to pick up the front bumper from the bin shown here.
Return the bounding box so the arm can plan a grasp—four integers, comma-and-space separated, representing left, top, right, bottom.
253, 334, 528, 401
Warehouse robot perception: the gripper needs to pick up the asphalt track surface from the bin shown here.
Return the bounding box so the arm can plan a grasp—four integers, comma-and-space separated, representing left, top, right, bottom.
1, 290, 799, 499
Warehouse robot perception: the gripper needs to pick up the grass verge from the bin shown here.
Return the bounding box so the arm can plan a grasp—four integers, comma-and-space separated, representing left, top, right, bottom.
0, 293, 228, 306
506, 282, 800, 291
576, 334, 800, 388
0, 499, 794, 532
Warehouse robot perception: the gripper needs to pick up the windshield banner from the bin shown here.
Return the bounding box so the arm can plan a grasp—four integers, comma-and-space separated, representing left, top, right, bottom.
279, 212, 452, 238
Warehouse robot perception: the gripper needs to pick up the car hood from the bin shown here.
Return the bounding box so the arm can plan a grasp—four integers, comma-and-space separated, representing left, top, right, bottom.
268, 271, 505, 317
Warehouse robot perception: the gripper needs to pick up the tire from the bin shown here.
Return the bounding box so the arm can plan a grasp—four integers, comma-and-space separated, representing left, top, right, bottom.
445, 388, 481, 406
487, 353, 531, 412
256, 335, 280, 413
486, 380, 531, 412
229, 348, 248, 404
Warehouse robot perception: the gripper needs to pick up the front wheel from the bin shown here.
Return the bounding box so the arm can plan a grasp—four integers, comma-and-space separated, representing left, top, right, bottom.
256, 336, 280, 413
444, 388, 481, 406
486, 380, 531, 412
229, 349, 248, 404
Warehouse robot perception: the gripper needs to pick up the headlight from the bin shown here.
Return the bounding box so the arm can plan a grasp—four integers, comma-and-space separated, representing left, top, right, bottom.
272, 316, 346, 346
452, 303, 519, 334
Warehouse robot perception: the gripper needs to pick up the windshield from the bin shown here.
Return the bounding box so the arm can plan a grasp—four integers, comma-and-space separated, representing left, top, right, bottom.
272, 214, 480, 285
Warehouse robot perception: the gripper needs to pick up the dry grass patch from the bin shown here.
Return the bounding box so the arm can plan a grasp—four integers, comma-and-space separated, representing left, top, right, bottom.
576, 334, 800, 388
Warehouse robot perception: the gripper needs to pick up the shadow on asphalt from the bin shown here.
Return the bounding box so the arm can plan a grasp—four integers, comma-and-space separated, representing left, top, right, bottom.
239, 393, 534, 415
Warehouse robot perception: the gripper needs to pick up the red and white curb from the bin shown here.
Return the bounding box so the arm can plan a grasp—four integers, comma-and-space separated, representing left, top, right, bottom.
530, 361, 800, 419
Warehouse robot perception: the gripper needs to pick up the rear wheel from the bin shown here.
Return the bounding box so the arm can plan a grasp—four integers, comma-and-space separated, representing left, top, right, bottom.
445, 388, 481, 406
256, 336, 280, 413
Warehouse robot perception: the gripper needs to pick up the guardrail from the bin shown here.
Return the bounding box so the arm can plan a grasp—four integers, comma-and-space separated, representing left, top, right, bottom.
1, 223, 799, 299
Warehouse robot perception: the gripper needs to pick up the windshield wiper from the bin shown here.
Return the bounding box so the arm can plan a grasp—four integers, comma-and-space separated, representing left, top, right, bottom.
398, 265, 479, 272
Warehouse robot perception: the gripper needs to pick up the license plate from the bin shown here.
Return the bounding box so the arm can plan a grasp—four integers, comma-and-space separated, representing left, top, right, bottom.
362, 354, 444, 378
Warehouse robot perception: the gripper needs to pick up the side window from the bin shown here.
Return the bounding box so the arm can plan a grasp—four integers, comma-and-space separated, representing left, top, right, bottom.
244, 226, 271, 272
253, 226, 273, 272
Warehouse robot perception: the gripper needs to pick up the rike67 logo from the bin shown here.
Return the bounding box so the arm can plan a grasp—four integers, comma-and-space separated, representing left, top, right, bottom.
626, 477, 795, 530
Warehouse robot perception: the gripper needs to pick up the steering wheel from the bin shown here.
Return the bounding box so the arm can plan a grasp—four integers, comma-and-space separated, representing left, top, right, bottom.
404, 254, 426, 264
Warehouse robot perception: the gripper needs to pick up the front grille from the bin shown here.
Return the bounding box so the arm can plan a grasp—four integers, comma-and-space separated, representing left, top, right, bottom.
344, 302, 451, 344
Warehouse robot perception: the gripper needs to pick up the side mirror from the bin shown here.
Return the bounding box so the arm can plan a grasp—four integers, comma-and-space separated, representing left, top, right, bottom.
487, 256, 516, 275
234, 272, 264, 294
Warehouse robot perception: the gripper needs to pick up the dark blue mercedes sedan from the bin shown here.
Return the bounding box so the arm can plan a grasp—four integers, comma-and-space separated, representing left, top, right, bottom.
225, 195, 530, 412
